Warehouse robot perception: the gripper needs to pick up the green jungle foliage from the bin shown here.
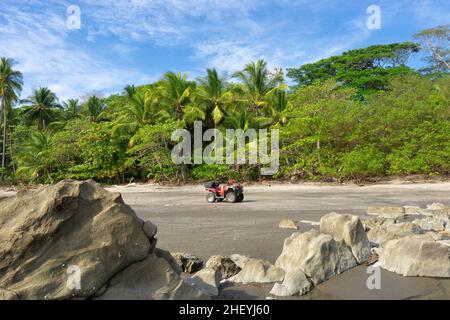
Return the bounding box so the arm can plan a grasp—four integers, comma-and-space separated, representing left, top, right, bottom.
0, 29, 449, 184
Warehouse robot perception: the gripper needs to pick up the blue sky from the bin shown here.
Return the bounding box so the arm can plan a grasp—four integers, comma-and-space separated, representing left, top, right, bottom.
0, 0, 449, 101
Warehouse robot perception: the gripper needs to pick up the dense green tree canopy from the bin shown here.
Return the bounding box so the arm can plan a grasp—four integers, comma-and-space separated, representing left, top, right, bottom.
286, 42, 420, 95
1, 28, 449, 184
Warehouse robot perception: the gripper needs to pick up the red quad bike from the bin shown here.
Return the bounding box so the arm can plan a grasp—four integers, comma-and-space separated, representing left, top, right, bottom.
204, 180, 244, 203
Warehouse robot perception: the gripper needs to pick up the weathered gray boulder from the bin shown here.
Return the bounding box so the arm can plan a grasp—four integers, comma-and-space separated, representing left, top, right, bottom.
270, 270, 312, 297
186, 267, 221, 297
229, 254, 250, 269
153, 248, 182, 274
377, 236, 450, 278
98, 254, 208, 300
172, 253, 204, 274
227, 259, 285, 284
279, 219, 298, 230
367, 222, 424, 247
403, 206, 422, 215
413, 216, 448, 232
143, 220, 158, 239
205, 255, 240, 279
0, 180, 150, 299
363, 217, 397, 232
367, 206, 405, 219
421, 203, 450, 217
320, 212, 371, 263
275, 229, 357, 285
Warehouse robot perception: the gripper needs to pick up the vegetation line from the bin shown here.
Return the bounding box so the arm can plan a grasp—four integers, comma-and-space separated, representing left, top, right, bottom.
0, 26, 448, 185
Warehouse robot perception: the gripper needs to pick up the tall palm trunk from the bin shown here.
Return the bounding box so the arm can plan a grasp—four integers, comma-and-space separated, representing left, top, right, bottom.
0, 97, 3, 179
1, 101, 7, 180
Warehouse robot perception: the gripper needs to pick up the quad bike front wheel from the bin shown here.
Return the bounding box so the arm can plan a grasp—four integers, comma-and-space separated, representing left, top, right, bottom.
225, 191, 237, 203
206, 192, 216, 203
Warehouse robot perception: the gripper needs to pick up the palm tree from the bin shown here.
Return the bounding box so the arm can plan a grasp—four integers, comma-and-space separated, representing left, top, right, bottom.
149, 72, 203, 122
0, 57, 23, 179
196, 68, 232, 127
112, 92, 158, 134
16, 131, 52, 182
267, 89, 289, 127
124, 85, 137, 99
83, 95, 106, 122
22, 87, 61, 131
233, 59, 284, 115
62, 98, 81, 120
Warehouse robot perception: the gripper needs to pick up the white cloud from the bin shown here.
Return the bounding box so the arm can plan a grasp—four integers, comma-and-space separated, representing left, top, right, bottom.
3, 0, 427, 99
0, 1, 156, 101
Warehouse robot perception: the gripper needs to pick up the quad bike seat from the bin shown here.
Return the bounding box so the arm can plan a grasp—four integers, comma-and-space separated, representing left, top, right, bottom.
204, 181, 220, 188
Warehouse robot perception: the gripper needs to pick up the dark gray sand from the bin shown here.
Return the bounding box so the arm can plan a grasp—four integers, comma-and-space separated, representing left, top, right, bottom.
107, 182, 450, 300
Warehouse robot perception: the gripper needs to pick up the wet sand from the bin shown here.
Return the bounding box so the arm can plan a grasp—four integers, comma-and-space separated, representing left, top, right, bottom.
106, 182, 450, 300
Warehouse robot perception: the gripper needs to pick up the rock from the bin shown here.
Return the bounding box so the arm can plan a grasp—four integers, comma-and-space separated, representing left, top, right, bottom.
421, 203, 450, 217
97, 254, 208, 300
428, 232, 450, 241
377, 236, 450, 278
367, 206, 405, 219
229, 254, 250, 269
362, 217, 397, 231
427, 203, 446, 210
143, 220, 158, 240
154, 248, 182, 274
320, 212, 371, 263
227, 259, 285, 284
186, 267, 221, 296
0, 288, 19, 300
367, 222, 423, 247
172, 253, 203, 274
437, 240, 450, 248
403, 206, 422, 215
279, 219, 298, 230
275, 229, 357, 285
269, 270, 312, 297
205, 255, 240, 280
0, 180, 150, 300
413, 216, 448, 232
299, 220, 320, 226
365, 251, 379, 266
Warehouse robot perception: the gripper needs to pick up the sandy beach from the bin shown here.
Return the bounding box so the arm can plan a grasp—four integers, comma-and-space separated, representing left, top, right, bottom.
103, 182, 450, 299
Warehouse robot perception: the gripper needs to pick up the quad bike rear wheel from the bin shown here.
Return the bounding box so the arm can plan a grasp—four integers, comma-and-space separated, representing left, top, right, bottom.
237, 193, 244, 202
225, 191, 237, 203
206, 192, 216, 203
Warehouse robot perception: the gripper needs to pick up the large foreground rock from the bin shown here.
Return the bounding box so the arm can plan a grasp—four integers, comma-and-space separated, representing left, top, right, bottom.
99, 254, 208, 300
320, 212, 370, 263
377, 236, 450, 278
0, 180, 207, 300
227, 259, 285, 284
275, 229, 357, 285
0, 180, 150, 299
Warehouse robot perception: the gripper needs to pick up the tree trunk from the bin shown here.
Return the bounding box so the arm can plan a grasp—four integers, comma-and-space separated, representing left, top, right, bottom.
1, 101, 7, 180
0, 97, 3, 179
8, 125, 15, 174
